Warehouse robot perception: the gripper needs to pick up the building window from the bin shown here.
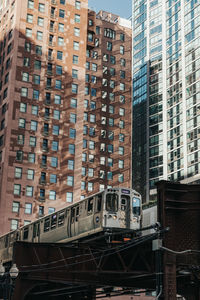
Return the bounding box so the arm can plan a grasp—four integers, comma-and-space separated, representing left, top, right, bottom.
72, 83, 78, 94
19, 118, 26, 128
16, 151, 23, 162
90, 114, 95, 123
34, 60, 41, 70
36, 45, 42, 55
22, 72, 29, 82
25, 41, 31, 52
73, 41, 79, 50
66, 192, 73, 203
25, 203, 32, 214
120, 45, 124, 54
120, 95, 125, 103
28, 0, 34, 9
72, 69, 78, 79
104, 28, 116, 39
12, 201, 20, 213
56, 65, 62, 75
33, 74, 40, 85
119, 146, 124, 155
119, 174, 124, 182
58, 37, 64, 46
68, 160, 74, 170
58, 23, 64, 32
55, 80, 62, 90
67, 176, 74, 186
75, 14, 80, 23
120, 58, 126, 66
50, 174, 57, 183
26, 28, 32, 37
29, 136, 36, 147
70, 113, 77, 123
49, 190, 56, 200
15, 167, 22, 179
51, 157, 58, 167
89, 141, 95, 150
107, 41, 112, 51
82, 153, 87, 162
88, 168, 94, 177
27, 169, 34, 180
74, 27, 80, 37
14, 184, 21, 195
38, 17, 44, 27
53, 110, 60, 120
26, 186, 33, 197
17, 135, 24, 145
120, 33, 125, 41
52, 125, 59, 136
38, 3, 45, 12
27, 14, 33, 23
81, 181, 86, 190
119, 120, 125, 129
107, 172, 113, 180
57, 51, 63, 60
52, 140, 58, 151
92, 63, 97, 71
69, 144, 75, 154
120, 83, 125, 91
108, 158, 113, 167
54, 94, 61, 104
59, 9, 65, 18
110, 55, 116, 64
96, 26, 100, 34
119, 160, 124, 169
88, 182, 93, 192
70, 98, 77, 108
73, 55, 79, 64
11, 219, 18, 230
21, 87, 28, 97
28, 153, 35, 163
33, 89, 40, 100
75, 0, 81, 9
119, 133, 125, 142
69, 128, 76, 139
37, 31, 43, 41
108, 144, 113, 153
31, 105, 38, 115
120, 70, 125, 78
119, 108, 125, 116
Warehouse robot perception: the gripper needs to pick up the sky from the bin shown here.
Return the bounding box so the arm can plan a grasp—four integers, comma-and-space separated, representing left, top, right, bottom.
88, 0, 132, 19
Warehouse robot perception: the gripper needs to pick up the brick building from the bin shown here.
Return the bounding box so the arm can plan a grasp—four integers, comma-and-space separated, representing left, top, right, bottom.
0, 0, 132, 235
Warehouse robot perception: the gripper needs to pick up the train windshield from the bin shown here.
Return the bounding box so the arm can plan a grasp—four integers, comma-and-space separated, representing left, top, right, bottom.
106, 193, 118, 212
132, 197, 140, 216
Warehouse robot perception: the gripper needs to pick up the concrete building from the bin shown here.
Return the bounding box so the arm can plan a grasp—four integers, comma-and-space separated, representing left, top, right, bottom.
132, 0, 200, 202
0, 0, 132, 235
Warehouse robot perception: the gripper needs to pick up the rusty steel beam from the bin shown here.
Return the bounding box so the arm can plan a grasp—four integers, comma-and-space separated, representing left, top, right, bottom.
11, 237, 157, 299
157, 181, 200, 299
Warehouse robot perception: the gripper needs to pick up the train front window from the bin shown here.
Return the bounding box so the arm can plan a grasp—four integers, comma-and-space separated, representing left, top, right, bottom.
132, 197, 140, 216
106, 193, 118, 212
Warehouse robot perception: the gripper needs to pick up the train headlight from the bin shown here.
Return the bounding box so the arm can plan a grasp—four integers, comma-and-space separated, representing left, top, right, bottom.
113, 215, 117, 220
132, 217, 137, 223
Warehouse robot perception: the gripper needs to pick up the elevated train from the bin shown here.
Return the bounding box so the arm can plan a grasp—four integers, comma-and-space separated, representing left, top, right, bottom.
0, 187, 142, 263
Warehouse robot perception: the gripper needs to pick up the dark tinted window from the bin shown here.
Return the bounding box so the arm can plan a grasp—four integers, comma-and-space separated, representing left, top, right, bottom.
106, 194, 118, 212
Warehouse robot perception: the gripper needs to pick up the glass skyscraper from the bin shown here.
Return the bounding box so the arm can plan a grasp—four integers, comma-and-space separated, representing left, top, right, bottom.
132, 0, 200, 202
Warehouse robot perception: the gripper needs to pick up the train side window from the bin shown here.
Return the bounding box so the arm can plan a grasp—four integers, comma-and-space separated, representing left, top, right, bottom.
44, 217, 50, 232
5, 235, 8, 247
106, 193, 118, 212
88, 198, 93, 214
132, 197, 141, 216
58, 211, 65, 227
51, 214, 57, 229
71, 208, 75, 224
76, 206, 79, 221
23, 227, 29, 240
96, 195, 102, 212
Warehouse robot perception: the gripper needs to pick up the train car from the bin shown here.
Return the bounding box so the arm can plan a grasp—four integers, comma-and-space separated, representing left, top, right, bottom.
0, 187, 142, 263
142, 204, 157, 235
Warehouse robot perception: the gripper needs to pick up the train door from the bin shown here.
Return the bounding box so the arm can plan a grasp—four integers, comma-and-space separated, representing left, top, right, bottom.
94, 195, 102, 228
70, 206, 79, 237
32, 222, 40, 242
121, 195, 130, 229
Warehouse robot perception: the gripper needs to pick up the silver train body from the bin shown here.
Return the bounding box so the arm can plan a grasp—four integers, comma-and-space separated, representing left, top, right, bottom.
0, 187, 142, 263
